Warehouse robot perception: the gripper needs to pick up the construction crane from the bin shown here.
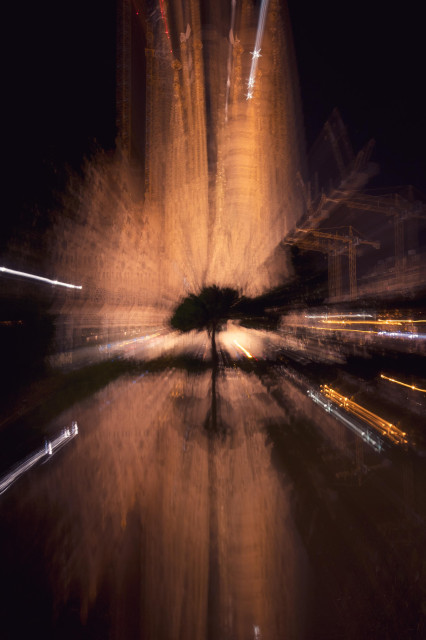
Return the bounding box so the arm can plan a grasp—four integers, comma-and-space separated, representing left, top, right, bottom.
287, 227, 380, 301
296, 137, 378, 233
296, 109, 378, 229
326, 190, 426, 277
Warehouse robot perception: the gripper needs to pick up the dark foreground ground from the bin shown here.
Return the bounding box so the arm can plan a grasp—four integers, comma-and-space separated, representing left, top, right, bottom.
1, 344, 426, 639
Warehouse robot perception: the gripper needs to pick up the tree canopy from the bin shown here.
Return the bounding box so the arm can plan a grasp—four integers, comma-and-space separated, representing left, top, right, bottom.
170, 285, 240, 335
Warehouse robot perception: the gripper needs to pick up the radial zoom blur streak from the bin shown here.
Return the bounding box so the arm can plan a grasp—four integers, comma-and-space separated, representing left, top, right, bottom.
1, 1, 426, 639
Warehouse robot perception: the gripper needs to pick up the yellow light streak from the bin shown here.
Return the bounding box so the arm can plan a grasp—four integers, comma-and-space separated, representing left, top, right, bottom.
233, 340, 253, 359
320, 318, 425, 326
380, 374, 426, 394
322, 320, 402, 326
320, 384, 407, 446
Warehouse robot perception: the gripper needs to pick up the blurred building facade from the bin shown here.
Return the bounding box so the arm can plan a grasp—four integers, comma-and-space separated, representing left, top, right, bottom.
116, 0, 307, 294
2, 0, 425, 367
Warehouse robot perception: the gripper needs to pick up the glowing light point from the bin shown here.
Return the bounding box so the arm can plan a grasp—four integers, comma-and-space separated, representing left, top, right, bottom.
251, 48, 262, 59
246, 91, 253, 100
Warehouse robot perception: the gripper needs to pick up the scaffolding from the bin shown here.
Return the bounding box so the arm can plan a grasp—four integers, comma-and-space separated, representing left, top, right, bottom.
327, 191, 426, 280
288, 227, 380, 301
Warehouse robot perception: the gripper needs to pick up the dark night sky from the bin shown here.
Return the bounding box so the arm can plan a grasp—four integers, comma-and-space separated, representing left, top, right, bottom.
3, 0, 426, 227
3, 0, 117, 231
287, 0, 426, 192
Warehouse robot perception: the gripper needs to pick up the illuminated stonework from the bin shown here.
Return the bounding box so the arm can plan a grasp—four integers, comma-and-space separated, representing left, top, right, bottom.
144, 0, 306, 296
10, 0, 307, 354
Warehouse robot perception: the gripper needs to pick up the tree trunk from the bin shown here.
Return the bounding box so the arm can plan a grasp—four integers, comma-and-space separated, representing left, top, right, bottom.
210, 324, 218, 366
210, 323, 218, 432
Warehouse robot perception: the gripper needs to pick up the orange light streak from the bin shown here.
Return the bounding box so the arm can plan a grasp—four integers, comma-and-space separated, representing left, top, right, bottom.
320, 384, 407, 446
380, 374, 426, 394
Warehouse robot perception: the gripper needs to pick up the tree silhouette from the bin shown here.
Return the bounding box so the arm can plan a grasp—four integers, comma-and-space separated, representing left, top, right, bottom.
171, 285, 239, 436
170, 285, 240, 364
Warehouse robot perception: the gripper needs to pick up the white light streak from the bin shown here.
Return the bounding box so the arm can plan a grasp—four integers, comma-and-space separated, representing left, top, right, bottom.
246, 0, 270, 98
98, 332, 162, 352
305, 313, 374, 319
0, 422, 79, 495
0, 266, 82, 290
307, 390, 383, 452
378, 331, 426, 340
